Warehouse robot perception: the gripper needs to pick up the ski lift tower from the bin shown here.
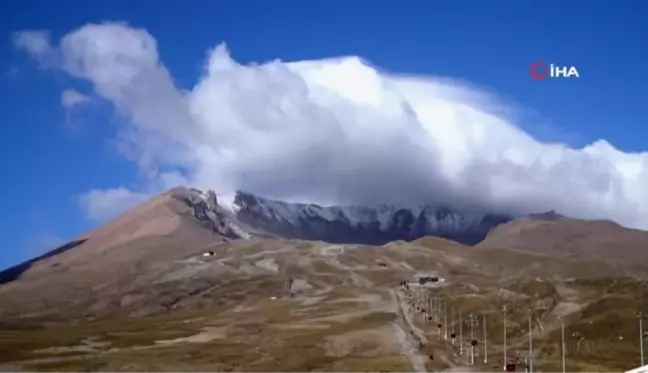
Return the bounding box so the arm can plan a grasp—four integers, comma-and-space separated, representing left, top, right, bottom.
467, 314, 480, 365
517, 350, 539, 373
285, 277, 294, 298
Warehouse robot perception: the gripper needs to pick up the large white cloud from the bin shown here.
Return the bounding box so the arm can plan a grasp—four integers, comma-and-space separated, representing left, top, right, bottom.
12, 23, 648, 229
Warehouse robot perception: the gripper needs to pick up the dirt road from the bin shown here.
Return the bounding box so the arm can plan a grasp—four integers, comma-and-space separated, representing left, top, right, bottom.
391, 286, 487, 372
391, 289, 428, 372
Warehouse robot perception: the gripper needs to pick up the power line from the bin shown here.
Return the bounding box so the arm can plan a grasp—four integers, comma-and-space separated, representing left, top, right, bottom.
401, 279, 647, 373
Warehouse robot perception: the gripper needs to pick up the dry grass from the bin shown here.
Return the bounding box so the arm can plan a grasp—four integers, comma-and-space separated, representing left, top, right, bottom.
1, 276, 414, 372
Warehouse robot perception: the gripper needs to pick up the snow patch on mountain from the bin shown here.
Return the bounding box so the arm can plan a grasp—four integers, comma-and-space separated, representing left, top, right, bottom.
180, 188, 251, 239
215, 192, 240, 214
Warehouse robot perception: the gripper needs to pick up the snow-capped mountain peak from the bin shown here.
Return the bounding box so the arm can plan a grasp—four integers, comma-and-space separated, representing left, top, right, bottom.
230, 191, 512, 245
179, 188, 511, 245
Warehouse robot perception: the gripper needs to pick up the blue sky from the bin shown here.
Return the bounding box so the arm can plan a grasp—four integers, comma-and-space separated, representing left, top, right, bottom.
0, 0, 646, 270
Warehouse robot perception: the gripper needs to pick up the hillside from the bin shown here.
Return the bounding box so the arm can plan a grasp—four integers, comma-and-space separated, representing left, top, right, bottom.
478, 216, 648, 268
1, 235, 647, 372
0, 187, 239, 316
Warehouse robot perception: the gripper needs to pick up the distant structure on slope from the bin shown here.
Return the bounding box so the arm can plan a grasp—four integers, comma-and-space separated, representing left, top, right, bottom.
411, 272, 446, 286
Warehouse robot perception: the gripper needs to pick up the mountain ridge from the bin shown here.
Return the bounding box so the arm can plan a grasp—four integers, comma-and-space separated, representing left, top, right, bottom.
2, 186, 642, 277
228, 190, 513, 245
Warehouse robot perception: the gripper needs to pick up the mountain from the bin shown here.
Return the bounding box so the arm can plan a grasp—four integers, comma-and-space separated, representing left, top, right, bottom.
478, 215, 648, 268
2, 187, 648, 372
0, 187, 511, 299
228, 191, 513, 245
0, 187, 242, 315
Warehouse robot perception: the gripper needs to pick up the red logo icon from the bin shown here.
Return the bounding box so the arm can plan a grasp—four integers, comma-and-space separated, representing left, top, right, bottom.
530, 61, 549, 80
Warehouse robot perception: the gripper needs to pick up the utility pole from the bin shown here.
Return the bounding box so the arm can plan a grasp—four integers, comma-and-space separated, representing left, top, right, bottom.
285, 277, 294, 298
503, 305, 508, 371
469, 314, 477, 365
484, 313, 488, 364
424, 291, 428, 324
459, 310, 464, 355
638, 311, 645, 366
528, 312, 534, 373
444, 302, 448, 340
437, 299, 443, 341
558, 316, 566, 373
432, 298, 438, 322
452, 309, 456, 334
451, 309, 456, 345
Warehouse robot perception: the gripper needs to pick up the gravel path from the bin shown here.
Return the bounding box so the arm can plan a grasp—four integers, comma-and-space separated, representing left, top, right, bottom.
391, 289, 428, 372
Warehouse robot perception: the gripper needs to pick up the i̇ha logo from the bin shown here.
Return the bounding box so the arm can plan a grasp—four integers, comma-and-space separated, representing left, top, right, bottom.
530, 61, 580, 80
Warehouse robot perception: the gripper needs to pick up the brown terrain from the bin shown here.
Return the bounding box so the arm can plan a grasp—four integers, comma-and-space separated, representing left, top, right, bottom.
0, 187, 647, 372
479, 216, 648, 269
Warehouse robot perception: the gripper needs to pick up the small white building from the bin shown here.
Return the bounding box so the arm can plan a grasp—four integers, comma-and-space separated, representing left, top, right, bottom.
413, 273, 445, 285
625, 364, 648, 373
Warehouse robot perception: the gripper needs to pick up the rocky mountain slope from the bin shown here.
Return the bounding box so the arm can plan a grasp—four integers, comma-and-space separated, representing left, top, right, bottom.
227, 191, 513, 245
0, 187, 239, 311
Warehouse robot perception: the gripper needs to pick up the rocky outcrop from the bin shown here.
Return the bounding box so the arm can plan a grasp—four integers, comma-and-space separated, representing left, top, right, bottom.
171, 188, 250, 240
170, 187, 511, 245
